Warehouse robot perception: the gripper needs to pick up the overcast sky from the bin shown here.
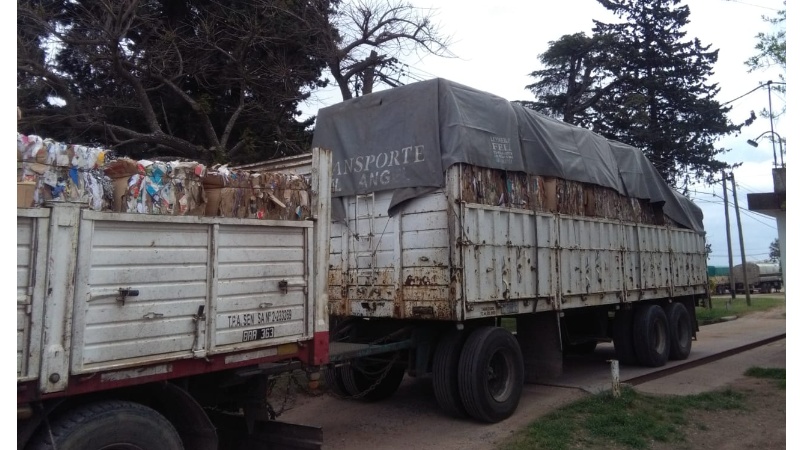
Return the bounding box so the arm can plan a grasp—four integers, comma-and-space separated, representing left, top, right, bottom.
303, 0, 787, 268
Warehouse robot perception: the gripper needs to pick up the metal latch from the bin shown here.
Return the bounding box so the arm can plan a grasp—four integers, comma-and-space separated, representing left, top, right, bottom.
278, 280, 288, 294
117, 288, 139, 306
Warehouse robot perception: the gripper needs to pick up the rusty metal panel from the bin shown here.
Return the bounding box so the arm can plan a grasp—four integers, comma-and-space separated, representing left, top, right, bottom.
329, 221, 347, 315
558, 217, 624, 304
461, 206, 510, 303
506, 211, 538, 299
670, 228, 707, 288
535, 213, 558, 309
328, 189, 452, 319
637, 225, 672, 291
622, 224, 641, 294
461, 204, 541, 304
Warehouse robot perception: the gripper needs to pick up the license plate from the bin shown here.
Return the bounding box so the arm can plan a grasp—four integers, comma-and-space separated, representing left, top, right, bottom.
500, 302, 519, 315
242, 327, 275, 342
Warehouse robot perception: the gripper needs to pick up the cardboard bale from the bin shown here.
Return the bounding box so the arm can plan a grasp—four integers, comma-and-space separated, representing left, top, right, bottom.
219, 187, 251, 218
17, 182, 36, 208
103, 158, 139, 180
543, 178, 559, 213
112, 177, 130, 212
638, 199, 657, 225
202, 172, 226, 189
594, 186, 622, 220
583, 185, 596, 216
205, 188, 221, 216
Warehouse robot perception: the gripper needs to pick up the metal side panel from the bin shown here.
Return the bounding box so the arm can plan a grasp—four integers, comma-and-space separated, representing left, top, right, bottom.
670, 228, 707, 289
329, 190, 451, 319
462, 206, 509, 303
345, 191, 397, 317
536, 213, 559, 310
399, 191, 450, 319
460, 204, 559, 320
622, 224, 642, 296
462, 204, 538, 303
328, 222, 346, 314
558, 217, 625, 308
71, 218, 211, 372
637, 225, 673, 292
16, 210, 50, 382
211, 225, 309, 353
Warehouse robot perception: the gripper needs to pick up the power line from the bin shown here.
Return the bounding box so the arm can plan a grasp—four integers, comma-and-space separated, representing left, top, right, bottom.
721, 0, 782, 11
399, 62, 440, 80
739, 209, 778, 229
718, 81, 785, 109
689, 188, 778, 230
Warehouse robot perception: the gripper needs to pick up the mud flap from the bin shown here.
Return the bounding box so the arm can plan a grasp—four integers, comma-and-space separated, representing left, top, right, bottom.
210, 411, 323, 450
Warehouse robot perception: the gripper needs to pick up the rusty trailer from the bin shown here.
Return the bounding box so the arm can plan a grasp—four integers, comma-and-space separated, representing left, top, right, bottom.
313, 78, 708, 424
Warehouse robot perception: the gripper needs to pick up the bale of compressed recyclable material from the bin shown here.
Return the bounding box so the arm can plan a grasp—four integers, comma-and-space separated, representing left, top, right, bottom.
17, 133, 113, 211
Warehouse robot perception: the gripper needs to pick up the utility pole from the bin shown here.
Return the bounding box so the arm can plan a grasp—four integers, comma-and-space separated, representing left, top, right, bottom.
730, 172, 751, 306
721, 172, 736, 303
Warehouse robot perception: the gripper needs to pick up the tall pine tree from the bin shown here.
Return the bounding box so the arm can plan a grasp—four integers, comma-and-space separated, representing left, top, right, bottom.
519, 33, 618, 128
523, 0, 742, 187
593, 0, 737, 186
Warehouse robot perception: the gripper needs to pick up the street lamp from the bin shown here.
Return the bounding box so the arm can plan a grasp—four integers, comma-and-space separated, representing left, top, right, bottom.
747, 131, 784, 167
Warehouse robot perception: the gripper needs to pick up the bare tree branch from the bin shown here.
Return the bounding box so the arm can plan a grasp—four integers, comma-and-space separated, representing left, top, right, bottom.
326, 0, 454, 100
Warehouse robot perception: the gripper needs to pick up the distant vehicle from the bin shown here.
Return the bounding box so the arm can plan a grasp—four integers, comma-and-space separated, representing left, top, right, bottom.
708, 263, 782, 294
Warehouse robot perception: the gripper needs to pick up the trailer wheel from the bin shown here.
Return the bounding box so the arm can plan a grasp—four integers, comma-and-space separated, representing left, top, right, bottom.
342, 358, 406, 401
612, 309, 638, 365
323, 365, 350, 397
633, 304, 670, 367
28, 400, 183, 450
665, 303, 692, 360
433, 329, 469, 418
458, 327, 524, 423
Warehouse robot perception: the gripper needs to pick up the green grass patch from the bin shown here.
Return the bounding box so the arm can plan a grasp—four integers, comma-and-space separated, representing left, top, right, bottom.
745, 366, 786, 389
500, 318, 517, 333
696, 297, 784, 323
502, 387, 745, 450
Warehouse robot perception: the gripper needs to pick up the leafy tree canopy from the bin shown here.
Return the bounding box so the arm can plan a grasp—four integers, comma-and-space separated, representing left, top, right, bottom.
521, 0, 746, 187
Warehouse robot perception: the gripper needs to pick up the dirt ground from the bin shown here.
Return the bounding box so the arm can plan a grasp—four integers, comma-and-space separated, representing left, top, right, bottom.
651, 376, 786, 450
276, 307, 786, 450
652, 301, 787, 450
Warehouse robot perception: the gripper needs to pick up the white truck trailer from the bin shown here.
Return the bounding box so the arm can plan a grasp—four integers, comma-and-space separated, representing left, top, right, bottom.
17, 149, 332, 450
313, 79, 708, 423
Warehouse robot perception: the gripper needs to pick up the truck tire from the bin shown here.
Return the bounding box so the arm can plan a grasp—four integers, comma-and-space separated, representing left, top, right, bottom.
458, 327, 524, 423
28, 400, 183, 450
433, 329, 468, 418
633, 304, 670, 367
613, 309, 638, 365
342, 359, 406, 401
323, 365, 350, 397
665, 302, 692, 360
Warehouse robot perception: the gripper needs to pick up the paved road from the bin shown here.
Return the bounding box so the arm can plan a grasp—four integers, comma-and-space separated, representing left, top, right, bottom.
278, 311, 786, 450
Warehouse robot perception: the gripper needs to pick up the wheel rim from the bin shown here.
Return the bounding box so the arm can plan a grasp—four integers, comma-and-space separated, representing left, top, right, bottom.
652, 318, 667, 355
486, 348, 514, 402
